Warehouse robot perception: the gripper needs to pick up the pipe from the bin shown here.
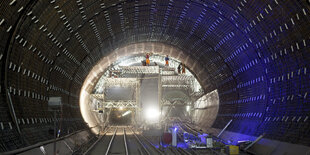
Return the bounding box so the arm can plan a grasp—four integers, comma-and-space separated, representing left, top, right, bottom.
217, 119, 232, 138
244, 133, 265, 151
7, 90, 21, 134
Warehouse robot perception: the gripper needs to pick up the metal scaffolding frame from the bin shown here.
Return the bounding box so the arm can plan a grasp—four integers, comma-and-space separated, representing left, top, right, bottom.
161, 75, 195, 84
161, 67, 176, 71
161, 75, 195, 93
119, 66, 160, 74
103, 77, 138, 87
92, 66, 202, 112
91, 76, 140, 110
100, 100, 137, 108
161, 99, 191, 106
160, 67, 176, 75
162, 103, 191, 106
91, 94, 105, 100
162, 85, 191, 88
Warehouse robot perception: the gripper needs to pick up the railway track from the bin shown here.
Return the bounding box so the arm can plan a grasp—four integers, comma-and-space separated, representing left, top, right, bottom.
84, 125, 222, 155
129, 127, 165, 155
84, 126, 165, 155
84, 126, 126, 155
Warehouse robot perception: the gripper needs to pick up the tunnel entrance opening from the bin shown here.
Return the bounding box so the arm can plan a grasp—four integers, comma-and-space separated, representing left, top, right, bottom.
80, 43, 219, 134
89, 53, 205, 128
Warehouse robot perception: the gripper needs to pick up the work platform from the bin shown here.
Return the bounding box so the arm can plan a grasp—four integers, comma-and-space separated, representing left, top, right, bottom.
119, 66, 160, 74
91, 66, 202, 111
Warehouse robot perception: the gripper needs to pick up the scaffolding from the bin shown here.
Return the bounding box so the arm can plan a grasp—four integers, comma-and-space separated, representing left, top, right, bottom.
92, 66, 202, 111
161, 67, 176, 71
91, 94, 105, 100
162, 85, 191, 88
103, 77, 138, 87
91, 76, 140, 110
100, 100, 137, 108
161, 75, 195, 92
161, 99, 191, 106
119, 66, 159, 74
161, 75, 195, 84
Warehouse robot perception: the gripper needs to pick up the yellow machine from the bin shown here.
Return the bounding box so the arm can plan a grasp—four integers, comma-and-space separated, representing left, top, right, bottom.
227, 145, 239, 155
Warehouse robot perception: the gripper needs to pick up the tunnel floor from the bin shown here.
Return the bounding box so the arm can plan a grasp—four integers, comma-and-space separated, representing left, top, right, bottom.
84, 125, 250, 155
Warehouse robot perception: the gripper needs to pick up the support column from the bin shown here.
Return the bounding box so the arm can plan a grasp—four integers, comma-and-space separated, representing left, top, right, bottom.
158, 69, 162, 120
135, 80, 141, 124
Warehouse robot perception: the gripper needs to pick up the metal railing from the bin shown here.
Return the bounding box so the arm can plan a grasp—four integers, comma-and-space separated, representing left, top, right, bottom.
2, 126, 97, 155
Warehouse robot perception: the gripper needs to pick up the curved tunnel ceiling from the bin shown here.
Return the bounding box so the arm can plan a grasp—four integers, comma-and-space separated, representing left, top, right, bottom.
0, 0, 309, 150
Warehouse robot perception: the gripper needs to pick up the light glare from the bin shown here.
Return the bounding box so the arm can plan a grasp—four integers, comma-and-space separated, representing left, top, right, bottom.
145, 107, 160, 121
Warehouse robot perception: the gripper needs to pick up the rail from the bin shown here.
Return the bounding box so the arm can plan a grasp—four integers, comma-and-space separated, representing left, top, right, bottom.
182, 123, 200, 135
129, 127, 151, 155
169, 147, 178, 154
178, 147, 193, 155
123, 128, 129, 155
83, 127, 110, 155
105, 127, 118, 155
140, 133, 165, 155
176, 126, 196, 155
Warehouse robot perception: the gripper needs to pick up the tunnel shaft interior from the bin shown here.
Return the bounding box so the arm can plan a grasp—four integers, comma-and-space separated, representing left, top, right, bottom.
0, 0, 310, 154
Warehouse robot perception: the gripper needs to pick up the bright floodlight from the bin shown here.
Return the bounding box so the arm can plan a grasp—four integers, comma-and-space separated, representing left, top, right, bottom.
186, 105, 191, 112
145, 107, 160, 122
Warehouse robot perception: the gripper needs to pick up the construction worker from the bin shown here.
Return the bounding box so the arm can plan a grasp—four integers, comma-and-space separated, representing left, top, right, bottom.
142, 60, 146, 66
182, 63, 186, 74
177, 64, 181, 74
165, 55, 169, 66
146, 53, 150, 66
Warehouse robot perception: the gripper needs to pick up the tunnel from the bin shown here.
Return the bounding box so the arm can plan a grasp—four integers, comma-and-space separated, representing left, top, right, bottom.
0, 0, 309, 154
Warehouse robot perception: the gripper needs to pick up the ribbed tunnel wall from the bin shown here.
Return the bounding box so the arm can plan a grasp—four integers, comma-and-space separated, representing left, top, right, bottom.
0, 0, 309, 151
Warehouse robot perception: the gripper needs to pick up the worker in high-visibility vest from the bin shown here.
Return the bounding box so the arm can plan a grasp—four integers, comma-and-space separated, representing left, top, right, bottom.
182, 63, 186, 74
165, 55, 169, 66
177, 64, 181, 74
146, 53, 150, 66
